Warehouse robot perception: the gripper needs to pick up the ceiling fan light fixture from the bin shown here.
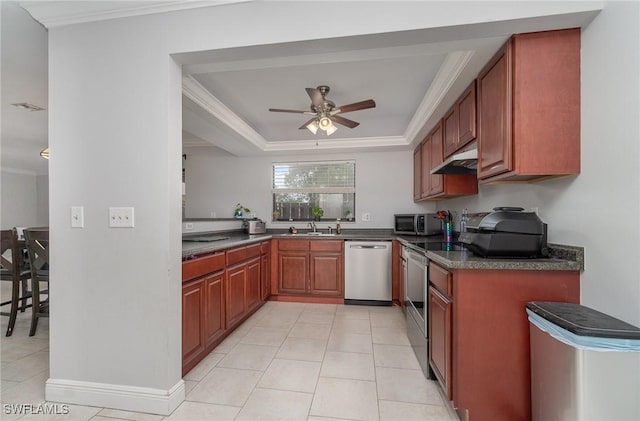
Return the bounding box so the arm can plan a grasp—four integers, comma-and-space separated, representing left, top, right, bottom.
306, 120, 319, 134
319, 116, 332, 130
325, 125, 338, 136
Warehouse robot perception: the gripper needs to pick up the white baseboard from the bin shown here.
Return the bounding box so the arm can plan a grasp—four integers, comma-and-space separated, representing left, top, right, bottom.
45, 377, 185, 415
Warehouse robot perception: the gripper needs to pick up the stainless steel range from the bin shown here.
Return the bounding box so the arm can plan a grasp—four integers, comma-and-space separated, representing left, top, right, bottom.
404, 245, 430, 377
404, 241, 467, 378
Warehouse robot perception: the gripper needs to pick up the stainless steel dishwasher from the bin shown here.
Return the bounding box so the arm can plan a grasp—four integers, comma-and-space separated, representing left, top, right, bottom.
344, 240, 392, 305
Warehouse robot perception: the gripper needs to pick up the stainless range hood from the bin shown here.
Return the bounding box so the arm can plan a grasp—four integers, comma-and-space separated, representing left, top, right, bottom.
431, 148, 478, 175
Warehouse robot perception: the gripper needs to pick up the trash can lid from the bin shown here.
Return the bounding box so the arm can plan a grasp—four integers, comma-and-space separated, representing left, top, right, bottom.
527, 301, 640, 339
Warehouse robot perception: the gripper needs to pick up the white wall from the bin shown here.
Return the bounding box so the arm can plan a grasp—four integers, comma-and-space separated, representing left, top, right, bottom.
439, 2, 640, 326
44, 0, 613, 414
1, 169, 48, 229
184, 148, 433, 228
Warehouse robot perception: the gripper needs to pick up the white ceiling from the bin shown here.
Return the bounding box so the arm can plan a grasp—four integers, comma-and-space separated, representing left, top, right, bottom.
4, 1, 601, 174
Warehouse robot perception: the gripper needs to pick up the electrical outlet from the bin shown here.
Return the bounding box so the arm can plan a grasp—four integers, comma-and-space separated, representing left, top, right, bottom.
71, 206, 84, 228
362, 212, 371, 222
210, 211, 216, 218
185, 222, 194, 230
109, 207, 135, 228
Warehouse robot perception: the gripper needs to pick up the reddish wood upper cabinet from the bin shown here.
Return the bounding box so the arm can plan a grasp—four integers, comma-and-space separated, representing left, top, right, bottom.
413, 146, 422, 201
428, 123, 444, 196
477, 29, 580, 182
276, 239, 343, 298
444, 81, 477, 158
415, 122, 478, 201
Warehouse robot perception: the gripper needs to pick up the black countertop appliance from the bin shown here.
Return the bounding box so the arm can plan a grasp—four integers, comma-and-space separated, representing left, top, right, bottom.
458, 207, 549, 258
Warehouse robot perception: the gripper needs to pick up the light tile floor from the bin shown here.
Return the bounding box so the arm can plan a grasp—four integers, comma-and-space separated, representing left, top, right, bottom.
1, 294, 457, 421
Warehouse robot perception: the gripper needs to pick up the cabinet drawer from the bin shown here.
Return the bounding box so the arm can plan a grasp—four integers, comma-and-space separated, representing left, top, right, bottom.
261, 241, 271, 254
226, 246, 247, 267
246, 243, 261, 259
429, 262, 452, 297
310, 240, 343, 252
182, 252, 225, 282
279, 239, 310, 251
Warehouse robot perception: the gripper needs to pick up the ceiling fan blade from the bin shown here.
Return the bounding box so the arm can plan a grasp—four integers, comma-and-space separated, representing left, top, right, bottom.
305, 88, 324, 108
332, 99, 376, 114
269, 108, 309, 114
331, 115, 360, 128
298, 118, 317, 130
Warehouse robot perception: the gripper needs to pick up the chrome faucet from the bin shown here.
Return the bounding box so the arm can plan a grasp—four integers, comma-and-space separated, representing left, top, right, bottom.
308, 221, 317, 232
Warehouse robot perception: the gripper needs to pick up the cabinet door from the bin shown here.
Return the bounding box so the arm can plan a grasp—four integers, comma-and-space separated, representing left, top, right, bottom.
246, 257, 261, 311
457, 81, 477, 147
310, 253, 343, 297
261, 252, 271, 301
182, 279, 205, 366
428, 123, 444, 196
279, 253, 308, 294
443, 106, 459, 158
413, 145, 422, 201
226, 264, 246, 328
429, 285, 452, 400
420, 137, 430, 199
478, 41, 512, 179
204, 272, 225, 347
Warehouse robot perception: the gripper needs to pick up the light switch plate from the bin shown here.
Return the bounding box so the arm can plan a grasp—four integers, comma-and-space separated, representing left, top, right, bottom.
71, 206, 84, 228
109, 207, 135, 228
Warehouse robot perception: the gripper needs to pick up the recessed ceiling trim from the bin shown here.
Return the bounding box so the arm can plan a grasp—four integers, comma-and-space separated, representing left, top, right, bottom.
263, 136, 407, 153
182, 75, 268, 150
20, 1, 253, 29
404, 50, 475, 145
185, 43, 466, 75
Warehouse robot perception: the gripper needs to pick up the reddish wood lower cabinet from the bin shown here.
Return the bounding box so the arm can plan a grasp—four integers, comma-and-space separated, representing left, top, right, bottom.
226, 263, 247, 328
182, 278, 205, 369
182, 241, 269, 376
273, 239, 344, 302
261, 241, 271, 301
279, 253, 308, 294
246, 258, 261, 311
427, 262, 580, 421
310, 253, 342, 296
428, 285, 452, 400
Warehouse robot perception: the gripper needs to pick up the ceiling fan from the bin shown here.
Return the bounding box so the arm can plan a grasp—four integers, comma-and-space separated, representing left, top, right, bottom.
269, 85, 376, 135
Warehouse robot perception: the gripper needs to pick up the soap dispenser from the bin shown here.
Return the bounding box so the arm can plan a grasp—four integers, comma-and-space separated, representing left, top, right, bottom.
336, 218, 341, 235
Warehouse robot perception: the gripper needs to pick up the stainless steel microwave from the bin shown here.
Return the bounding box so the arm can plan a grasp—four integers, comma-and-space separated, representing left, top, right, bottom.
394, 213, 442, 236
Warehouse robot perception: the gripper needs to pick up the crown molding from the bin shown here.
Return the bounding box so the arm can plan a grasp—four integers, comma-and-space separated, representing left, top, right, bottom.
182, 75, 268, 150
20, 1, 251, 29
263, 136, 408, 154
403, 50, 474, 144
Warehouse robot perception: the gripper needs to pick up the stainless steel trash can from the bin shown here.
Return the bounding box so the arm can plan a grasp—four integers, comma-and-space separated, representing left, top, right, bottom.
527, 301, 640, 421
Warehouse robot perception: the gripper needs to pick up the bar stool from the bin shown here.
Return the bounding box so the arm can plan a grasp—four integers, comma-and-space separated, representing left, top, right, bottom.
24, 228, 49, 336
0, 228, 32, 336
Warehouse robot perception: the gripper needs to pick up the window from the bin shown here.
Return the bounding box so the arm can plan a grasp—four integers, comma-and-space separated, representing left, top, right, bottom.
272, 161, 355, 222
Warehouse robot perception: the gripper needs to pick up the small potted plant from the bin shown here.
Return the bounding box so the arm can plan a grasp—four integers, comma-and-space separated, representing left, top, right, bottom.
272, 210, 280, 221
344, 209, 353, 221
312, 206, 324, 221
234, 203, 250, 219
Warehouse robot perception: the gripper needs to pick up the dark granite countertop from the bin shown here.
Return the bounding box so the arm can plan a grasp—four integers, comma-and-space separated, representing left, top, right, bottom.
183, 229, 584, 271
